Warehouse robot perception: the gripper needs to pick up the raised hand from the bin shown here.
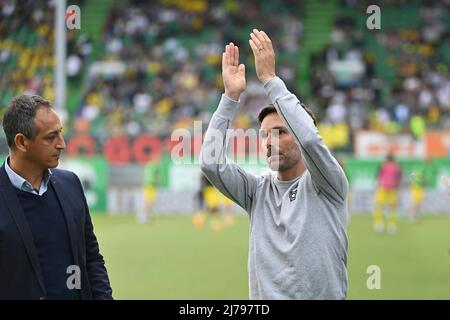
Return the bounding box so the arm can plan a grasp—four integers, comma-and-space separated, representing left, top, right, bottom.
249, 29, 276, 85
222, 42, 246, 101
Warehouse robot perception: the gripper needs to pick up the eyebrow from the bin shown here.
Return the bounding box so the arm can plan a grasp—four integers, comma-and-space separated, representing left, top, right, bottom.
44, 127, 63, 136
269, 126, 287, 131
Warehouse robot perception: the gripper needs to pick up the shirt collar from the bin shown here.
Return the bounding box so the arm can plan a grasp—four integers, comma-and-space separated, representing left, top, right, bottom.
274, 171, 304, 185
4, 156, 52, 195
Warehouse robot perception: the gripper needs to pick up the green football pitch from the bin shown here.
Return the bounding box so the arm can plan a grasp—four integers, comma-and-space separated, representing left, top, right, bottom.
92, 214, 450, 299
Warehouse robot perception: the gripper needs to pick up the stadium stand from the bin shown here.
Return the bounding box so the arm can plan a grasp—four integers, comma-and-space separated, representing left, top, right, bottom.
0, 0, 448, 154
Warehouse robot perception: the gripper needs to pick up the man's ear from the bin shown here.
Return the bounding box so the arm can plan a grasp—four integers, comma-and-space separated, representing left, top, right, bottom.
14, 133, 29, 153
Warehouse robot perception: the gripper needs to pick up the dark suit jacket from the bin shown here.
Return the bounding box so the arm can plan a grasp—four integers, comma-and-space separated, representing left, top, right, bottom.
0, 164, 113, 300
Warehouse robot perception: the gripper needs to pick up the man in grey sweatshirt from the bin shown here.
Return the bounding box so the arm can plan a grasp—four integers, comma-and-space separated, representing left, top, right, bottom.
200, 29, 349, 299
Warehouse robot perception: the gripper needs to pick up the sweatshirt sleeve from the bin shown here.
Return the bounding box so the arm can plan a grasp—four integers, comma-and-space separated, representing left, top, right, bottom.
264, 77, 348, 203
199, 94, 260, 213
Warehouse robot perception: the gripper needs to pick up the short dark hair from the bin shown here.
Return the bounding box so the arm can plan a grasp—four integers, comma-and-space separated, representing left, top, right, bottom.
2, 94, 52, 148
258, 103, 317, 126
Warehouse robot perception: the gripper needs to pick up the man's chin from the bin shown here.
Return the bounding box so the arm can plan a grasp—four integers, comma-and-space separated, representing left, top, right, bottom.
267, 159, 282, 171
48, 160, 60, 169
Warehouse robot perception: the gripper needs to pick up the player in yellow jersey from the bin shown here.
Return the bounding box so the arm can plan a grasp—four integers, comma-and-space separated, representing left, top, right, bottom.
192, 174, 236, 231
409, 169, 426, 222
138, 160, 161, 224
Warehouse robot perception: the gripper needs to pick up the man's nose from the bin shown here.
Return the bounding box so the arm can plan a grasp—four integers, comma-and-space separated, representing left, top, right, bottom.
267, 132, 280, 148
266, 133, 272, 146
56, 135, 66, 150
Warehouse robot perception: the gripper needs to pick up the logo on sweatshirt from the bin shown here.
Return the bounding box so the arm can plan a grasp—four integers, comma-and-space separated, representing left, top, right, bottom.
289, 188, 297, 202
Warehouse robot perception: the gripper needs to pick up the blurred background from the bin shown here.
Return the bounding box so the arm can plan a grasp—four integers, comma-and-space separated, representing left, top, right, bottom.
0, 0, 449, 299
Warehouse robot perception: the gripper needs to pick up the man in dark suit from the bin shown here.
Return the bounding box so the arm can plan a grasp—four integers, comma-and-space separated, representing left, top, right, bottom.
0, 94, 113, 300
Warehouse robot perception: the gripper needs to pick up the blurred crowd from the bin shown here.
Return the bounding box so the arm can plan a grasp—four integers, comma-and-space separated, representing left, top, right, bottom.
0, 0, 89, 119
76, 0, 303, 140
310, 0, 449, 146
1, 0, 449, 154
0, 0, 55, 111
76, 0, 449, 150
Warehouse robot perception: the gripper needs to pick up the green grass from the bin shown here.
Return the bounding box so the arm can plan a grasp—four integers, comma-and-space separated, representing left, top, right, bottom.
347, 215, 450, 299
91, 214, 450, 299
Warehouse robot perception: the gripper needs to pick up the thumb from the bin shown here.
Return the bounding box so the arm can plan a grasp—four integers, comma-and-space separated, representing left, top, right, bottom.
238, 64, 245, 75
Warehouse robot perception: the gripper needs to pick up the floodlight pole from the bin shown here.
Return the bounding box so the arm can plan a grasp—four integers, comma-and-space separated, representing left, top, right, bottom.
54, 0, 67, 123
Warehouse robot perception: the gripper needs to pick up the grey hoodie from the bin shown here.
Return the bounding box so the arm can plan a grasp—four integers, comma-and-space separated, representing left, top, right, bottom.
200, 76, 349, 299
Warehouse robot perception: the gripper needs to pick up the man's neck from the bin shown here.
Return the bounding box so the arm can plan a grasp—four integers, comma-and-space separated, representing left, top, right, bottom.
8, 154, 44, 190
277, 161, 306, 181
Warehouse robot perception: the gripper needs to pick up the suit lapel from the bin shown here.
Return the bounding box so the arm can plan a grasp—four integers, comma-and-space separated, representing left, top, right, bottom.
50, 174, 88, 299
0, 165, 46, 294
49, 175, 80, 268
